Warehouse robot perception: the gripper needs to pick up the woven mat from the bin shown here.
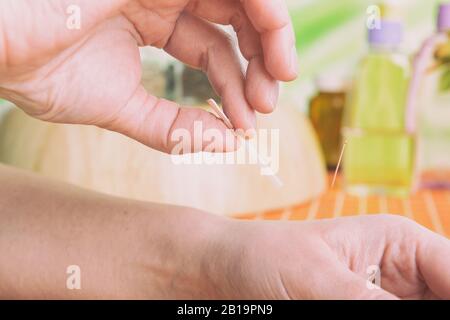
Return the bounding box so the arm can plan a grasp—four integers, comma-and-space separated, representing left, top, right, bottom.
235, 177, 450, 238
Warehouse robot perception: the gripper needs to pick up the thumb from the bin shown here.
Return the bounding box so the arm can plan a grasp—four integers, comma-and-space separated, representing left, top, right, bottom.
312, 262, 399, 300
336, 269, 399, 300
102, 86, 238, 154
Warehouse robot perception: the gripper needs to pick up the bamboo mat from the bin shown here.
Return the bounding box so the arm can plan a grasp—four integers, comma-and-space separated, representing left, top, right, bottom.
235, 177, 450, 238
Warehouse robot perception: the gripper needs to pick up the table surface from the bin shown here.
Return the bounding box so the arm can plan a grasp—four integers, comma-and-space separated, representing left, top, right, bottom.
236, 176, 450, 238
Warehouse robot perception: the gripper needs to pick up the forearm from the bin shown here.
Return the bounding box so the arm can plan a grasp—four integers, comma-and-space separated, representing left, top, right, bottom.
0, 164, 228, 299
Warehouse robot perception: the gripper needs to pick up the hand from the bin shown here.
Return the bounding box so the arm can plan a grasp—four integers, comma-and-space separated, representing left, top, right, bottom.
2, 164, 449, 299
210, 215, 450, 299
0, 0, 298, 153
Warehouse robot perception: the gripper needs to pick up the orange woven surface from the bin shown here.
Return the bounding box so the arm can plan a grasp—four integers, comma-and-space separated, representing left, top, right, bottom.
236, 178, 450, 238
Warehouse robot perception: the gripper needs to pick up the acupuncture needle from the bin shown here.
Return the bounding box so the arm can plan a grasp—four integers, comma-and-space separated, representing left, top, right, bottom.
207, 99, 284, 189
331, 140, 347, 189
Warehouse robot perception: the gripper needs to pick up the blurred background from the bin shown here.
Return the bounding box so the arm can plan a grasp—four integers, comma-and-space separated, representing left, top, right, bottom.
0, 1, 449, 235
285, 0, 436, 108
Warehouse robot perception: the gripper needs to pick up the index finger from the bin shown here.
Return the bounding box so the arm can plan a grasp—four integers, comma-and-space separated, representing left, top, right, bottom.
241, 0, 298, 81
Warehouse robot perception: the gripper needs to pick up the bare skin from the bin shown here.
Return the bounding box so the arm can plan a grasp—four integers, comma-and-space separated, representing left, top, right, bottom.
0, 164, 449, 299
0, 0, 297, 152
0, 1, 449, 299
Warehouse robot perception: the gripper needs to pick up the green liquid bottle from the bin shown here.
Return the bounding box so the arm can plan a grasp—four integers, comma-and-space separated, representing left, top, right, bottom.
343, 21, 414, 196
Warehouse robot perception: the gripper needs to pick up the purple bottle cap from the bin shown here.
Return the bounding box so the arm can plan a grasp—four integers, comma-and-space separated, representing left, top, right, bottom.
368, 20, 403, 46
438, 3, 450, 32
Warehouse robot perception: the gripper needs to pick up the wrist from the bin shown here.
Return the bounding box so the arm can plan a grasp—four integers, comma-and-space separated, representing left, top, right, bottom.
130, 205, 236, 299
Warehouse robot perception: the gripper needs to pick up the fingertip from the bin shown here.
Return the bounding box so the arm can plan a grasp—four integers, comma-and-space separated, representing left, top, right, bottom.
221, 95, 257, 134
286, 46, 299, 81
281, 46, 299, 82
232, 109, 257, 135
209, 120, 241, 153
245, 59, 280, 114
246, 87, 278, 114
264, 46, 299, 82
261, 27, 299, 82
243, 0, 291, 32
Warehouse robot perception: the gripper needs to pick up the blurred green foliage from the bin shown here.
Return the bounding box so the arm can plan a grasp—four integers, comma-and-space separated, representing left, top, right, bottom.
291, 0, 367, 51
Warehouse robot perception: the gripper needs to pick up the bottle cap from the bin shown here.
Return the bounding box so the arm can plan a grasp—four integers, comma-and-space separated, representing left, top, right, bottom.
368, 20, 403, 46
438, 3, 450, 32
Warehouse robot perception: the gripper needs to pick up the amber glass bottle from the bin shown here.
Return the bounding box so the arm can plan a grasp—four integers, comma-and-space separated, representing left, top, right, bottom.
309, 76, 347, 170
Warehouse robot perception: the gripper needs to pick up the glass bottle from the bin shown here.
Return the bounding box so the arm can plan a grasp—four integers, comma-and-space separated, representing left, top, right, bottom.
343, 20, 414, 196
309, 75, 347, 170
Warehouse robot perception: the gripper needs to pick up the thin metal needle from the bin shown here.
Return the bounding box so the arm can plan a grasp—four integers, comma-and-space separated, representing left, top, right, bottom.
207, 99, 284, 188
331, 140, 347, 188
